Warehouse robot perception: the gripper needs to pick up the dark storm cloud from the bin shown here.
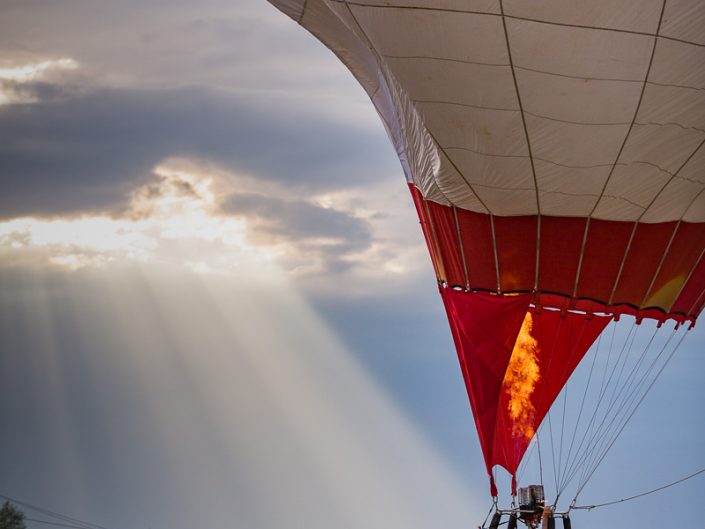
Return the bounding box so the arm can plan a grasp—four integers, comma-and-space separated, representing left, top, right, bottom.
223, 192, 371, 245
222, 192, 372, 271
0, 83, 396, 219
0, 0, 399, 220
0, 79, 79, 103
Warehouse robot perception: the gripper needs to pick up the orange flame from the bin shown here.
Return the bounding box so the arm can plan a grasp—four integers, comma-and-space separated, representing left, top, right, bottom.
505, 312, 541, 440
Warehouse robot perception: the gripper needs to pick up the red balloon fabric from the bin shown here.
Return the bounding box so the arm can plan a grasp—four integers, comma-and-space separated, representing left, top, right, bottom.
265, 0, 705, 498
442, 289, 611, 493
411, 185, 705, 326
440, 288, 531, 479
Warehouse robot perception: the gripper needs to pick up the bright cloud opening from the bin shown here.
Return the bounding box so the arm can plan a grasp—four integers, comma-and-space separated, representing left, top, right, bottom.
0, 58, 78, 82
0, 158, 428, 292
0, 164, 276, 273
0, 57, 79, 104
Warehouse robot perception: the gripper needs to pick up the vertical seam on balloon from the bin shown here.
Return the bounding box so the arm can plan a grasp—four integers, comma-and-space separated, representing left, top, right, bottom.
643, 170, 705, 311
639, 137, 705, 221
669, 245, 705, 314
499, 0, 542, 293
423, 199, 447, 282
418, 125, 494, 213
497, 2, 540, 209
535, 215, 541, 292
640, 221, 681, 308
690, 289, 705, 317
342, 2, 491, 212
342, 1, 464, 208
608, 222, 639, 305
369, 82, 385, 114
671, 185, 705, 315
336, 1, 393, 133
616, 141, 705, 305
370, 83, 380, 99
297, 0, 309, 24
572, 218, 591, 298
312, 0, 391, 158
490, 214, 501, 293
453, 205, 471, 290
587, 0, 667, 219
584, 2, 666, 308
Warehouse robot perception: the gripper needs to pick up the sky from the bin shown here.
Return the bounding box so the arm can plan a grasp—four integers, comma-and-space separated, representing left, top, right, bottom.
0, 1, 703, 528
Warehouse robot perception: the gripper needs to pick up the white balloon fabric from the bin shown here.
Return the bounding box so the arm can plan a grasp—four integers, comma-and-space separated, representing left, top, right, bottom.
268, 0, 705, 223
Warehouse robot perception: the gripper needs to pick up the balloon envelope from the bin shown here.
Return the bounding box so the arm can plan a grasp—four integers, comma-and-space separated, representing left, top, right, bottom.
268, 0, 705, 493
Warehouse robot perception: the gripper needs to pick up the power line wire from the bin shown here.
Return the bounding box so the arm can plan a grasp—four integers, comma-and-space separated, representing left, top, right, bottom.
26, 518, 95, 529
0, 494, 110, 529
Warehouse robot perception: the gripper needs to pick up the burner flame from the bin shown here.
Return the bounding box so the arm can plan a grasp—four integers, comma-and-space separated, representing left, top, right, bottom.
505, 312, 541, 440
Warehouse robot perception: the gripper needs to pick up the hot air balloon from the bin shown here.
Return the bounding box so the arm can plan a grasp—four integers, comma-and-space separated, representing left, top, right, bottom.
266, 0, 705, 523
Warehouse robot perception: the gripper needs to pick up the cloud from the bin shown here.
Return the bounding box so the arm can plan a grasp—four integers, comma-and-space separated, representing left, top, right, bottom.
0, 166, 265, 273
224, 192, 369, 246
221, 192, 372, 272
0, 0, 355, 96
0, 58, 79, 104
0, 82, 397, 219
0, 161, 421, 282
0, 0, 399, 219
0, 0, 417, 289
0, 78, 82, 104
0, 157, 431, 296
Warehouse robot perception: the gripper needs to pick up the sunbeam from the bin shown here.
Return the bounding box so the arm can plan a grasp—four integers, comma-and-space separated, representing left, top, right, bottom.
0, 263, 480, 529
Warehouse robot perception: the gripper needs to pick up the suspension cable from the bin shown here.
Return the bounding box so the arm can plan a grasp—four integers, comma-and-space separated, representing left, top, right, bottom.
559, 323, 630, 487
557, 331, 602, 494
480, 498, 497, 528
508, 316, 691, 512
561, 322, 652, 493
572, 327, 688, 500
568, 324, 660, 491
572, 466, 705, 511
